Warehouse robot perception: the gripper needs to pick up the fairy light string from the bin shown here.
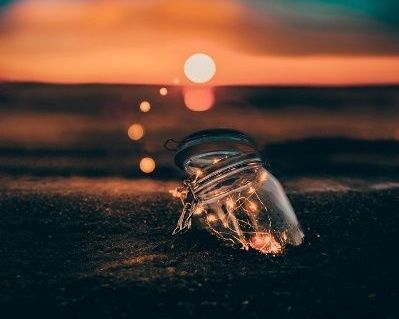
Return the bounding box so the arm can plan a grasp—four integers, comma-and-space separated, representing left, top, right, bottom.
171, 164, 285, 255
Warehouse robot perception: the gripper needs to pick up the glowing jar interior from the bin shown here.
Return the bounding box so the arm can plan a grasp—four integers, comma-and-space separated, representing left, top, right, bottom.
175, 130, 304, 255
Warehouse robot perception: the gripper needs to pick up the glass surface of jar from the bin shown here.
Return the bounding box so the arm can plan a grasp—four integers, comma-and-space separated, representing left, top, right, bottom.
173, 129, 304, 254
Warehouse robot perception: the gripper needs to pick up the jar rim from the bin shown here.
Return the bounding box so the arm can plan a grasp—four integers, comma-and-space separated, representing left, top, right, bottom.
174, 129, 258, 170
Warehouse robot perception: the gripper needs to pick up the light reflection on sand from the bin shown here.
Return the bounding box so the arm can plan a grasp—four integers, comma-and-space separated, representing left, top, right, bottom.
99, 254, 168, 271
1, 176, 398, 195
0, 176, 179, 195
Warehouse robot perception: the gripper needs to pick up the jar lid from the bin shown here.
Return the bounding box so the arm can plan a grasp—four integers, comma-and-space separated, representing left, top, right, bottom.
174, 129, 257, 169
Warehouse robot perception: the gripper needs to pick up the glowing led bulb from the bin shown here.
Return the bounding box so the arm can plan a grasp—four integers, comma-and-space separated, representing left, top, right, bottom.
226, 197, 236, 211
171, 129, 304, 255
139, 157, 155, 173
250, 233, 282, 255
159, 87, 168, 96
247, 201, 258, 213
128, 123, 144, 141
193, 205, 204, 216
206, 214, 217, 223
139, 101, 151, 112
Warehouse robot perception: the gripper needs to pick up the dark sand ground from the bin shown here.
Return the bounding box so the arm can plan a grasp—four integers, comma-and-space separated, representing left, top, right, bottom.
0, 177, 398, 319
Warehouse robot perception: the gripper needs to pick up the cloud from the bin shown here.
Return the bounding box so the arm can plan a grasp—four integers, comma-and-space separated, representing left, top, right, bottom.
0, 0, 399, 84
235, 0, 399, 55
246, 0, 399, 30
1, 0, 399, 57
0, 0, 14, 8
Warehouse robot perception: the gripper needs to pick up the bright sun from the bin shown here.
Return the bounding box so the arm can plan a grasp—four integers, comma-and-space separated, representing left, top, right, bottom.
184, 53, 216, 84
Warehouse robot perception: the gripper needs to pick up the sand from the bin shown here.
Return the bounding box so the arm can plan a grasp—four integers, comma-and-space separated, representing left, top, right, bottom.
1, 177, 398, 318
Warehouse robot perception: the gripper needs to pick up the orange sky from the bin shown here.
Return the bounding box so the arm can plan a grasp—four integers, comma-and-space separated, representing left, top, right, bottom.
1, 0, 399, 85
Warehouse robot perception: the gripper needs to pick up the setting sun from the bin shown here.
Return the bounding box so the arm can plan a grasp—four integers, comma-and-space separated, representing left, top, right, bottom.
184, 53, 216, 84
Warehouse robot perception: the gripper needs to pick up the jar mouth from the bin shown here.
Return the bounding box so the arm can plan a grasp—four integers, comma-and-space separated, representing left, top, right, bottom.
174, 129, 258, 170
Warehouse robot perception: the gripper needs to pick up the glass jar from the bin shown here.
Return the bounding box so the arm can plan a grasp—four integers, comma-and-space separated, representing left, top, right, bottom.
173, 129, 304, 254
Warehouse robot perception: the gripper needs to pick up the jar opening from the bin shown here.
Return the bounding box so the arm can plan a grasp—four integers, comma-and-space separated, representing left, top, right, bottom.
174, 129, 258, 170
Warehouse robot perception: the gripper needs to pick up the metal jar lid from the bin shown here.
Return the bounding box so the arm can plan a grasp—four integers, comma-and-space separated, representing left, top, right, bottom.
173, 129, 258, 169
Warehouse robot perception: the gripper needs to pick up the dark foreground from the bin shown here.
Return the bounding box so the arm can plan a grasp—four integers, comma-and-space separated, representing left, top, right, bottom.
1, 177, 398, 319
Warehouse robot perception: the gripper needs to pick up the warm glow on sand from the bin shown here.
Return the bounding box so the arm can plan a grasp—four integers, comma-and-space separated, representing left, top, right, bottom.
139, 157, 156, 174
184, 54, 216, 84
127, 123, 144, 141
184, 87, 214, 111
159, 87, 168, 96
139, 101, 151, 113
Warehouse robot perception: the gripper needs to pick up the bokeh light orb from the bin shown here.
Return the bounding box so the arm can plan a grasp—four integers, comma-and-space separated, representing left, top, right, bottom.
183, 87, 214, 111
159, 87, 168, 96
139, 157, 156, 174
128, 123, 144, 141
184, 53, 216, 84
139, 101, 151, 112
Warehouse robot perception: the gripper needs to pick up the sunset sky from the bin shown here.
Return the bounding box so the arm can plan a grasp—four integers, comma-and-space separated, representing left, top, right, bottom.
1, 0, 399, 85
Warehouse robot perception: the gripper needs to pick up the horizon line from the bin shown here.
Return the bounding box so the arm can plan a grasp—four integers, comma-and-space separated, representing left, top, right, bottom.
1, 80, 399, 89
